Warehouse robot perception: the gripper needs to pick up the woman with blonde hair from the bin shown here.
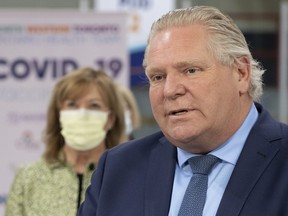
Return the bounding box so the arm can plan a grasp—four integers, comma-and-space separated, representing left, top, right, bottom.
5, 67, 125, 216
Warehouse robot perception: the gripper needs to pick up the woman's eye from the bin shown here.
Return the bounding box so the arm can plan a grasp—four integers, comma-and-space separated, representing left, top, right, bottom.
66, 101, 77, 108
89, 103, 101, 109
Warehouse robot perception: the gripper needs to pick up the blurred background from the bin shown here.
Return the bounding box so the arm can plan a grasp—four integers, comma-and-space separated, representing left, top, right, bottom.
1, 0, 287, 136
0, 0, 287, 214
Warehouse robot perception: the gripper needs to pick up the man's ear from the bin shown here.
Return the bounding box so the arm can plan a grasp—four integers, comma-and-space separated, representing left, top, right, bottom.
237, 56, 250, 95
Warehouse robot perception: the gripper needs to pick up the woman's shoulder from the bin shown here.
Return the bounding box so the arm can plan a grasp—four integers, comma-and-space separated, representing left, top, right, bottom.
14, 158, 51, 180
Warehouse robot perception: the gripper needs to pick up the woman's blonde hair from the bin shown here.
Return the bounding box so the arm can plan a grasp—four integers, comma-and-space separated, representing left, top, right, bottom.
43, 67, 125, 163
116, 84, 141, 130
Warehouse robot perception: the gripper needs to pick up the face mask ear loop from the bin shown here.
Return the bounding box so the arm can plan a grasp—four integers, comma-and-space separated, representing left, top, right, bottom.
124, 110, 133, 135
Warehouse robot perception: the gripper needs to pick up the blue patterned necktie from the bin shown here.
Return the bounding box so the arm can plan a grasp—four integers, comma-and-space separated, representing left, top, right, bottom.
178, 155, 221, 216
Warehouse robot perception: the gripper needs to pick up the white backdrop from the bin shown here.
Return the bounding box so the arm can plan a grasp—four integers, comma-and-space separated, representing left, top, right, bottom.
0, 10, 128, 215
96, 0, 175, 54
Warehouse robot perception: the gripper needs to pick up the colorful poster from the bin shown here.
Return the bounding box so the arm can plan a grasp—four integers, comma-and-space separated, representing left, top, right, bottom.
0, 10, 128, 215
96, 0, 175, 85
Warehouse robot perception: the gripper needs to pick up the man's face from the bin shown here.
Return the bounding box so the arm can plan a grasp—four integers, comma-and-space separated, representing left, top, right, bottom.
145, 24, 251, 153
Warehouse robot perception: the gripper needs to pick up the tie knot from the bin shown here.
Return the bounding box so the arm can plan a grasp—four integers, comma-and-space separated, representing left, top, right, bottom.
188, 155, 220, 175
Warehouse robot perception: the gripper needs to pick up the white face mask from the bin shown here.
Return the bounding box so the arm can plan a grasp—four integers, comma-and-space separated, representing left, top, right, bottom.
124, 110, 133, 135
60, 109, 109, 151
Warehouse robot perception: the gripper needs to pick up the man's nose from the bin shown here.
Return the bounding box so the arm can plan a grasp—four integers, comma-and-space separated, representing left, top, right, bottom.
163, 72, 186, 100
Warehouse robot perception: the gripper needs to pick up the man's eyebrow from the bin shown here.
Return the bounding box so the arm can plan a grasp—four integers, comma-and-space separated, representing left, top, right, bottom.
145, 60, 207, 74
144, 66, 163, 75
173, 60, 207, 68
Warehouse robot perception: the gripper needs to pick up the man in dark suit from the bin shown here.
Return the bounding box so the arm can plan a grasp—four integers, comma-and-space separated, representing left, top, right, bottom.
78, 6, 288, 216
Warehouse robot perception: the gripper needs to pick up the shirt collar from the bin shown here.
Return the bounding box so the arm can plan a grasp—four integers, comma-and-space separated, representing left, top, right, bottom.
177, 103, 259, 168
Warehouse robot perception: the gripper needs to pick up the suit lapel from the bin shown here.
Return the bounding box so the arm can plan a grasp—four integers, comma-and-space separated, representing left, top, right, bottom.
216, 105, 282, 216
144, 136, 177, 216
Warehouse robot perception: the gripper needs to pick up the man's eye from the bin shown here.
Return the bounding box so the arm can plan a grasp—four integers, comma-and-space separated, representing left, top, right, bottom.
154, 75, 163, 81
186, 68, 198, 74
151, 74, 164, 82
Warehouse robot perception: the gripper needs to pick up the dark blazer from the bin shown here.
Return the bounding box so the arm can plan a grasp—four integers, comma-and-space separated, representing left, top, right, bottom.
78, 103, 288, 216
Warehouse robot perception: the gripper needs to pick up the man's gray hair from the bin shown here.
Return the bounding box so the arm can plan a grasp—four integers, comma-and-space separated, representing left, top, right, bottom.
143, 6, 265, 102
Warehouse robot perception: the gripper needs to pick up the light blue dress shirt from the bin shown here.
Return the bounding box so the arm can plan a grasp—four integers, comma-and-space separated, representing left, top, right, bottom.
168, 104, 259, 216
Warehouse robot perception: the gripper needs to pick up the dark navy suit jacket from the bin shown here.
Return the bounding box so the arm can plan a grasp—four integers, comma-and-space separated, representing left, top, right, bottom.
78, 103, 288, 216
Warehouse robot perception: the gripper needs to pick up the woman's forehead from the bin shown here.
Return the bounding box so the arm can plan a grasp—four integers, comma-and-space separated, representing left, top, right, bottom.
63, 83, 102, 99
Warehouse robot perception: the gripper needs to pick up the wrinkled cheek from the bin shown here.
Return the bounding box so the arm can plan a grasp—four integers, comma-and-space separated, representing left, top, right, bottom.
149, 94, 156, 109
150, 88, 166, 122
149, 103, 163, 128
151, 103, 162, 121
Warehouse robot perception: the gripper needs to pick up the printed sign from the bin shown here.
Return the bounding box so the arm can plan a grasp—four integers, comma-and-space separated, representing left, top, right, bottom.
0, 10, 128, 215
96, 0, 175, 85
